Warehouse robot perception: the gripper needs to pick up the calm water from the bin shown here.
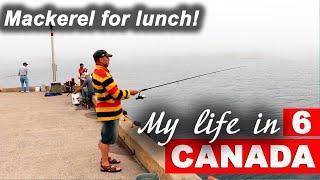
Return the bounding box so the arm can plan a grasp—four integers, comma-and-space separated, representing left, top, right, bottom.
120, 57, 320, 180
121, 56, 319, 120
1, 56, 319, 179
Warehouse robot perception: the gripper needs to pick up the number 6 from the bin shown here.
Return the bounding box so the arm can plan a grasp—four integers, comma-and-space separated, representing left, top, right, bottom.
292, 110, 311, 134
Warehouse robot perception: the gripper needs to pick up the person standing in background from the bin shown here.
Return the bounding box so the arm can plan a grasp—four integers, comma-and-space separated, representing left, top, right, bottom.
78, 63, 87, 85
18, 62, 29, 93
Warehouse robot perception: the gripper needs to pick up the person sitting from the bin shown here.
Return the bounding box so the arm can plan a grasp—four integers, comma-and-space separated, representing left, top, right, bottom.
74, 73, 94, 107
64, 78, 76, 93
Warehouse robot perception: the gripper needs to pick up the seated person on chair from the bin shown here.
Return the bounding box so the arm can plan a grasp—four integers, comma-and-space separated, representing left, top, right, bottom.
65, 78, 76, 93
74, 73, 94, 103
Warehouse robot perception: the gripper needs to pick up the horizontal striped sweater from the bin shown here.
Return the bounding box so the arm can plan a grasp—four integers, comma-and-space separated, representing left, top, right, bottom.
92, 65, 131, 121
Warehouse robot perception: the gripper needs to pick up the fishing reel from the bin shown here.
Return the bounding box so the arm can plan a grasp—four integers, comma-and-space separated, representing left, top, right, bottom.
136, 91, 146, 100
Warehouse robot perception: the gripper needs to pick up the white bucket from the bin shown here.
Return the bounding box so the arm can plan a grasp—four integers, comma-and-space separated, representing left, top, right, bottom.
71, 93, 80, 105
35, 86, 41, 92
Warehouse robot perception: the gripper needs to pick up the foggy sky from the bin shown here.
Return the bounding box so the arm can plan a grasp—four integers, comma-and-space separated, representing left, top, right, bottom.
0, 0, 318, 86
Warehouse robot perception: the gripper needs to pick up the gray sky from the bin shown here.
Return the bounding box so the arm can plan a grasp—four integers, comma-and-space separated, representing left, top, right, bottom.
0, 0, 318, 86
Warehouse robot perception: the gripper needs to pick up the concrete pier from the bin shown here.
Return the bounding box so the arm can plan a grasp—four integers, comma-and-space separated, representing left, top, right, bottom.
0, 92, 146, 179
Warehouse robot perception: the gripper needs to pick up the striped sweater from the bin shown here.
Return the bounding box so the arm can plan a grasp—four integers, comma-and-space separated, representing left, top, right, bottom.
92, 65, 131, 121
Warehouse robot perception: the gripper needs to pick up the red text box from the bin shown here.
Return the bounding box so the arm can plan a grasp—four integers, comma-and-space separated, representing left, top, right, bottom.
165, 139, 320, 174
283, 108, 320, 136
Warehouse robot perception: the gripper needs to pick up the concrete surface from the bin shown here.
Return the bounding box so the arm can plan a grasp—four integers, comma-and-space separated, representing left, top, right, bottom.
118, 119, 201, 180
0, 92, 146, 179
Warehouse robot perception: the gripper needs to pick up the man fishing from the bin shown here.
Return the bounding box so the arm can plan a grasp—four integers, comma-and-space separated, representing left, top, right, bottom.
18, 62, 29, 93
92, 50, 139, 173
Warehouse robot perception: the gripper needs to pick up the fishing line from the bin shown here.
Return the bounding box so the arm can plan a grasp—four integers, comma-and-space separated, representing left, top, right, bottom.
136, 66, 245, 100
0, 75, 19, 80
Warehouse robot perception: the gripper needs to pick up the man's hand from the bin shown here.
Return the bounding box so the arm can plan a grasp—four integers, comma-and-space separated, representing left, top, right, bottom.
129, 90, 140, 96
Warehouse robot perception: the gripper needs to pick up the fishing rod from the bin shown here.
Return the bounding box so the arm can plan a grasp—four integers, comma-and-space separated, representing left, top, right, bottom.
136, 66, 244, 100
0, 75, 19, 80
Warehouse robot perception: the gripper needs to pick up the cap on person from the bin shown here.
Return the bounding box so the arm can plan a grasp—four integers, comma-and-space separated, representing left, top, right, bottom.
23, 62, 28, 66
93, 50, 113, 61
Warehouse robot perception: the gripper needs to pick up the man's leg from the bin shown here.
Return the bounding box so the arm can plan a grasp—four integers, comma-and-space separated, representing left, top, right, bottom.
80, 88, 85, 102
25, 77, 29, 92
82, 87, 88, 101
100, 120, 121, 172
20, 76, 24, 92
100, 121, 114, 166
100, 142, 110, 167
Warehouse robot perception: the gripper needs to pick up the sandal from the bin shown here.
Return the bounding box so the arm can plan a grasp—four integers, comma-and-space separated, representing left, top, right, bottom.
100, 165, 122, 173
108, 157, 121, 164
100, 157, 121, 164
